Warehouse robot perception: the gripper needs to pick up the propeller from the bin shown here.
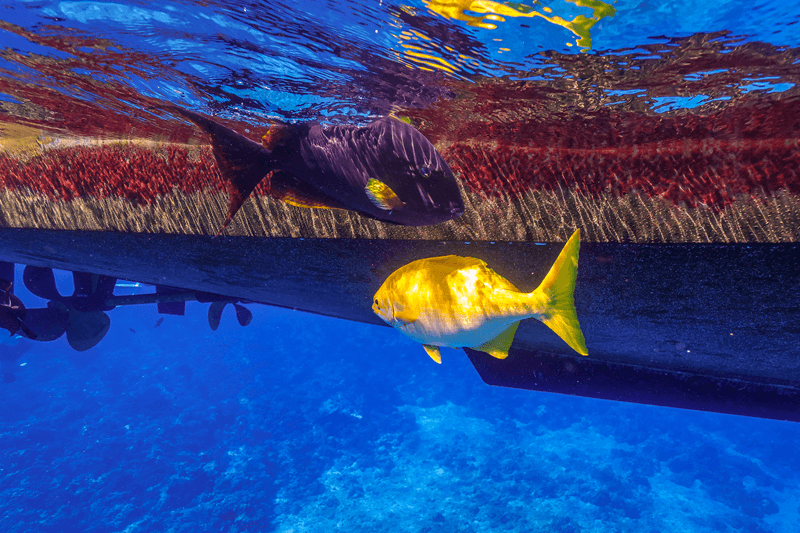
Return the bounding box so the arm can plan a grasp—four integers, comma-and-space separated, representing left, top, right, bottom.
66, 309, 111, 351
24, 305, 69, 342
22, 265, 61, 301
20, 266, 253, 344
207, 301, 253, 331
22, 266, 117, 351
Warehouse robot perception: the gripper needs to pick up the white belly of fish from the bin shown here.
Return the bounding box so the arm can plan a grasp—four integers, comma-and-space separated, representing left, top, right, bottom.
393, 311, 524, 348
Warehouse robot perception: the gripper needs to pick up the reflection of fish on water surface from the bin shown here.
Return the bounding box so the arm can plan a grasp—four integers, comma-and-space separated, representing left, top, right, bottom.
373, 229, 587, 363
165, 106, 465, 233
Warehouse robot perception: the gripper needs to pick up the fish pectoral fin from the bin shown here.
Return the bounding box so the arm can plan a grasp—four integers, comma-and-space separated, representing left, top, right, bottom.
283, 196, 337, 209
422, 344, 442, 364
365, 178, 405, 211
473, 322, 520, 360
281, 192, 345, 210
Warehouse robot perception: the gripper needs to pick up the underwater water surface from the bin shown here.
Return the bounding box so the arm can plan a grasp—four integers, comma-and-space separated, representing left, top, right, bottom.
1, 0, 800, 531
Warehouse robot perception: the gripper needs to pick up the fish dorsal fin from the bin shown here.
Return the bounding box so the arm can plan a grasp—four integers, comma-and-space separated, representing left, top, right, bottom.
474, 322, 520, 360
365, 178, 405, 210
422, 344, 442, 364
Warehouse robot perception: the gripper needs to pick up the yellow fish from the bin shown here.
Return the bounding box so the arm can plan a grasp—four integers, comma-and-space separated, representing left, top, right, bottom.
372, 229, 587, 363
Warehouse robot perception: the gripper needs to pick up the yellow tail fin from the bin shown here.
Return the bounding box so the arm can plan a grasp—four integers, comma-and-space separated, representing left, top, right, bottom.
536, 229, 588, 356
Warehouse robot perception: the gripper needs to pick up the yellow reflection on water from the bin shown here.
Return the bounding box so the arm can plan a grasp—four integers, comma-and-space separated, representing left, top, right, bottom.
425, 0, 615, 50
393, 25, 479, 76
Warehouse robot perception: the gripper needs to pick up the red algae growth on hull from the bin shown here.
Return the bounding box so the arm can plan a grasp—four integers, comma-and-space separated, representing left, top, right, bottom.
1, 100, 797, 213
440, 103, 800, 211
0, 143, 222, 203
0, 133, 797, 243
409, 32, 800, 212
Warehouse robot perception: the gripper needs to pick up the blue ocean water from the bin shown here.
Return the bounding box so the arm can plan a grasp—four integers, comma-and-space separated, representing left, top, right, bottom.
2, 267, 799, 532
1, 0, 800, 532
2, 267, 800, 533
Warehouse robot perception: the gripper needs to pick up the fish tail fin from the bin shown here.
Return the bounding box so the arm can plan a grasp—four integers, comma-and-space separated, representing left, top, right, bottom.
534, 229, 588, 356
164, 105, 277, 234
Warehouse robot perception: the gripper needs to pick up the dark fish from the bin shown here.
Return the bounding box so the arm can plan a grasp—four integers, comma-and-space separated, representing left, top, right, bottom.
0, 279, 37, 339
165, 106, 465, 232
155, 317, 164, 328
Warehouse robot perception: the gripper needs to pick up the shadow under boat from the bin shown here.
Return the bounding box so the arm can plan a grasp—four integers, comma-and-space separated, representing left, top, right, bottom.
0, 228, 798, 423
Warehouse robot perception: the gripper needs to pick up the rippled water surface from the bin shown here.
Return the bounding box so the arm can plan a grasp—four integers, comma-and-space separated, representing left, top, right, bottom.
1, 0, 798, 136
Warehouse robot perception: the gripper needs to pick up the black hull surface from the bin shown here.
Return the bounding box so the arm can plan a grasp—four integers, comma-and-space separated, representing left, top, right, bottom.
1, 228, 798, 422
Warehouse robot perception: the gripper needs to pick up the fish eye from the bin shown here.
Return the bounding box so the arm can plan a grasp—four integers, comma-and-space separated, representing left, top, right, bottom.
419, 166, 431, 178
374, 298, 380, 307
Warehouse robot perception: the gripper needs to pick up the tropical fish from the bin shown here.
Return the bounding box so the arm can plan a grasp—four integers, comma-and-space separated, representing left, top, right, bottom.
165, 106, 464, 233
372, 229, 587, 363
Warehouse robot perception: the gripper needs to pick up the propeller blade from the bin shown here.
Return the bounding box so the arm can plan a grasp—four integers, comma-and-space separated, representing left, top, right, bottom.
23, 266, 62, 301
66, 310, 111, 351
23, 305, 69, 342
234, 304, 253, 327
208, 301, 226, 331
